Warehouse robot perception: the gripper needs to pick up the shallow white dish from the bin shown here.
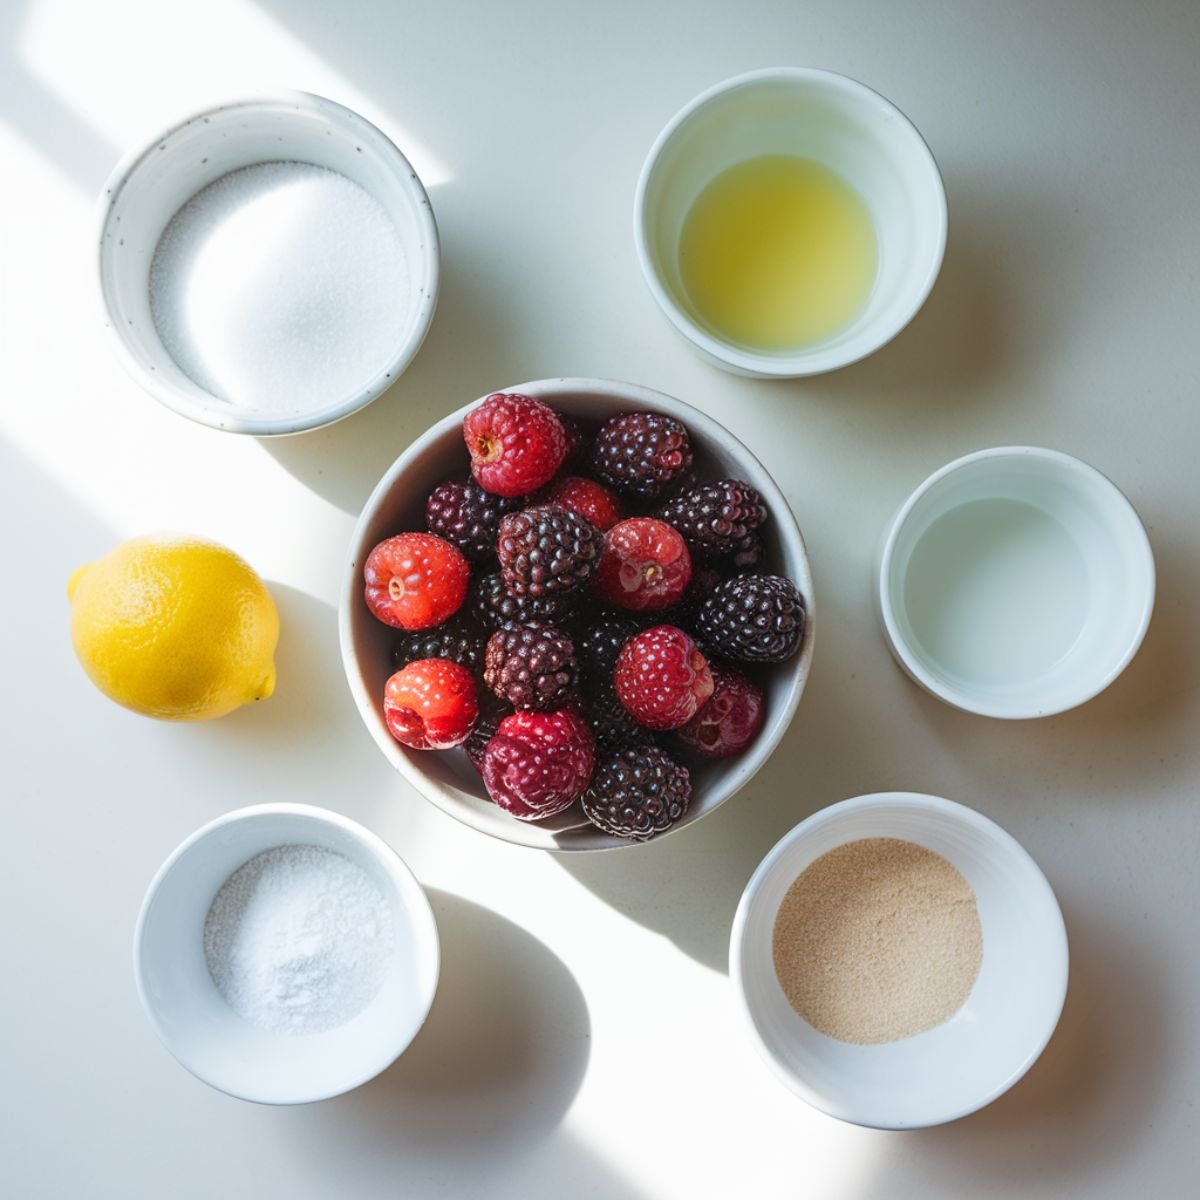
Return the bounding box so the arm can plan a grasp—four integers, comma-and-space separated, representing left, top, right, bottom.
339, 377, 815, 852
635, 67, 946, 377
730, 792, 1068, 1129
878, 446, 1155, 718
134, 803, 439, 1104
96, 91, 439, 435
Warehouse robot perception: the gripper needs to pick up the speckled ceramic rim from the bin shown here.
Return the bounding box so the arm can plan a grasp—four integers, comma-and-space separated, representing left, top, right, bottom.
95, 91, 440, 436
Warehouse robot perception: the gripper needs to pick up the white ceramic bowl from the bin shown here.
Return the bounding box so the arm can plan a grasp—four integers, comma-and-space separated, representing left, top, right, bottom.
878, 447, 1155, 718
635, 67, 946, 377
96, 91, 439, 435
731, 792, 1068, 1129
134, 803, 439, 1104
339, 378, 815, 851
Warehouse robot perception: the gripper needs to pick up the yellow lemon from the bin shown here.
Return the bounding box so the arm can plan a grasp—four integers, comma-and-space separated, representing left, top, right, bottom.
67, 534, 279, 721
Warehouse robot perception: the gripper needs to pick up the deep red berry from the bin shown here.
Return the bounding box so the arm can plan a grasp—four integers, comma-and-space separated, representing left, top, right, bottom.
675, 665, 765, 759
383, 659, 478, 750
364, 533, 470, 630
463, 393, 568, 498
542, 475, 623, 532
591, 412, 694, 500
657, 479, 767, 560
614, 625, 714, 730
593, 518, 692, 612
481, 710, 595, 821
484, 622, 579, 711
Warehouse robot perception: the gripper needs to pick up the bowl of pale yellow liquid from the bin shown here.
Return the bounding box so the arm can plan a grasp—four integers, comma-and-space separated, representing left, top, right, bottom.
635, 68, 946, 377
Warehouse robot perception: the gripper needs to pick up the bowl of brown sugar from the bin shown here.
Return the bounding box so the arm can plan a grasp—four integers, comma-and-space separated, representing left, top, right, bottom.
729, 792, 1068, 1129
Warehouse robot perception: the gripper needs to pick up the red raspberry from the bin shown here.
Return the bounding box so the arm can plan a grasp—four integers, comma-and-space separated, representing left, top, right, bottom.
675, 665, 765, 759
384, 659, 478, 749
364, 533, 469, 630
542, 475, 623, 532
593, 518, 692, 612
481, 710, 595, 820
463, 393, 568, 498
614, 625, 714, 730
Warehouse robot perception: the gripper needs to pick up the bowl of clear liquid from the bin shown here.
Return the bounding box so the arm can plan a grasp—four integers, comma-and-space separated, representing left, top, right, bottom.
877, 447, 1155, 718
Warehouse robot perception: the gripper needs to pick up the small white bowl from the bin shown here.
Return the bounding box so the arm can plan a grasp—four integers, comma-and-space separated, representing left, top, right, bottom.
96, 92, 439, 435
878, 447, 1155, 718
339, 378, 815, 852
730, 792, 1068, 1129
635, 68, 946, 377
134, 803, 439, 1104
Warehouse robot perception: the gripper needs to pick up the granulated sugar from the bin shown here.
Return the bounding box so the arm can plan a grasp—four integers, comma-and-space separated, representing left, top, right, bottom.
149, 161, 410, 415
772, 837, 982, 1044
203, 844, 395, 1035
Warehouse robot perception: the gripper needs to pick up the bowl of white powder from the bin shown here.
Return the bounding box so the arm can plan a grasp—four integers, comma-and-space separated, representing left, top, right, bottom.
97, 92, 439, 435
134, 803, 439, 1104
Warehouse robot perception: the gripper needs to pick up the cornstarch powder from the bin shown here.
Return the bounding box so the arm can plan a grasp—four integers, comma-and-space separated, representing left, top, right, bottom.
772, 837, 982, 1044
203, 844, 395, 1035
149, 161, 410, 415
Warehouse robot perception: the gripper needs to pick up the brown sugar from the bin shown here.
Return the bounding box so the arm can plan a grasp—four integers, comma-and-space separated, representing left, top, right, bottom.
771, 837, 983, 1044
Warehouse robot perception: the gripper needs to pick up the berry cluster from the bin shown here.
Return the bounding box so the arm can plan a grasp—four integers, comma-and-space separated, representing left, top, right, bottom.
362, 392, 807, 841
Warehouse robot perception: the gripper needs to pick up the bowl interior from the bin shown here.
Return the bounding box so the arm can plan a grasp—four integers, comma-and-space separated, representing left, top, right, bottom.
98, 93, 438, 434
135, 806, 438, 1104
883, 450, 1154, 717
340, 379, 814, 851
732, 794, 1068, 1128
638, 69, 945, 374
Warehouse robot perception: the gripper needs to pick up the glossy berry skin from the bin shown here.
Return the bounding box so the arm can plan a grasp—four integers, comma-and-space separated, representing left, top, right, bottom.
383, 659, 478, 750
481, 710, 595, 821
675, 665, 765, 759
696, 574, 807, 664
581, 744, 692, 841
391, 619, 483, 673
425, 477, 515, 562
593, 518, 692, 612
614, 625, 714, 730
576, 615, 643, 684
364, 533, 470, 631
463, 392, 568, 498
497, 504, 602, 600
657, 479, 767, 560
484, 621, 579, 711
471, 570, 578, 631
464, 706, 507, 773
591, 412, 693, 500
541, 475, 623, 532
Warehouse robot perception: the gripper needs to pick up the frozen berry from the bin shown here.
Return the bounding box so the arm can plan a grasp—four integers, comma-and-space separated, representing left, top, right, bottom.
593, 518, 692, 612
614, 625, 714, 730
463, 392, 567, 497
482, 710, 595, 820
364, 533, 469, 631
384, 659, 478, 749
657, 479, 767, 560
425, 478, 516, 562
391, 620, 483, 673
581, 744, 691, 841
675, 665, 765, 759
697, 575, 807, 664
591, 412, 693, 500
484, 621, 578, 711
577, 615, 643, 684
471, 570, 578, 631
497, 504, 602, 600
541, 475, 623, 532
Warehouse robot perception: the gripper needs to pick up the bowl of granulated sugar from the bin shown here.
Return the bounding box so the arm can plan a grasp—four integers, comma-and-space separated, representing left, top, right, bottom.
134, 803, 439, 1104
97, 92, 439, 435
730, 792, 1068, 1129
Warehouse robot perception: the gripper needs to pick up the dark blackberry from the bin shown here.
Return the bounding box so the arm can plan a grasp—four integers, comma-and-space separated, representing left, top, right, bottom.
576, 615, 643, 684
496, 504, 602, 600
581, 744, 692, 841
464, 706, 507, 774
425, 477, 515, 562
591, 412, 694, 500
673, 565, 722, 632
471, 571, 578, 631
657, 479, 767, 560
728, 532, 765, 572
390, 620, 484, 673
696, 574, 807, 664
484, 622, 579, 711
585, 685, 643, 749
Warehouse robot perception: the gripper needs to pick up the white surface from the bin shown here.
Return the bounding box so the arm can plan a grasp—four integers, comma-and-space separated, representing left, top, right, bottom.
1, 0, 1198, 1196
340, 378, 814, 850
135, 804, 437, 1104
731, 793, 1068, 1129
635, 67, 946, 376
879, 447, 1155, 717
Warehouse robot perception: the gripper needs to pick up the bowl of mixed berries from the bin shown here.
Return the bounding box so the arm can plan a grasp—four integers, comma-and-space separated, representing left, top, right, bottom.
339, 378, 813, 850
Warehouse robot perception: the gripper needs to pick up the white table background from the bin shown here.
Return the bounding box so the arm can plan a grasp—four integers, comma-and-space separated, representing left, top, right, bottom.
3, 1, 1198, 1196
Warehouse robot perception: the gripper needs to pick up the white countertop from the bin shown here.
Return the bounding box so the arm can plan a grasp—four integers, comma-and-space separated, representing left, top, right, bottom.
2, 1, 1198, 1196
